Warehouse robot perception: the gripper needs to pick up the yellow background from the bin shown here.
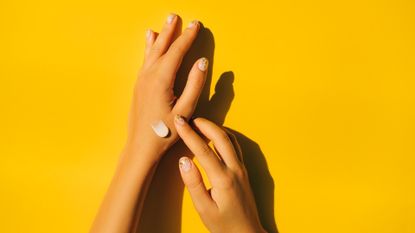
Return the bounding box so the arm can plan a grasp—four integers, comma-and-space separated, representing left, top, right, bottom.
1, 0, 414, 232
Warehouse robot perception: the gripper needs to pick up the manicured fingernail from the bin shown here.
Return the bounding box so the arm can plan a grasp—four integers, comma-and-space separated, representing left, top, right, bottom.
187, 20, 198, 28
175, 114, 185, 125
167, 13, 176, 24
198, 57, 208, 71
179, 157, 192, 172
146, 29, 152, 40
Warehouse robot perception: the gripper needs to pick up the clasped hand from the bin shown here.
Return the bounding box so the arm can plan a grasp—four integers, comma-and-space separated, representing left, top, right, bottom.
91, 13, 266, 233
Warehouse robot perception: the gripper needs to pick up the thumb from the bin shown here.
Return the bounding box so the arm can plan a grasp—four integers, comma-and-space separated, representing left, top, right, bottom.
179, 156, 215, 214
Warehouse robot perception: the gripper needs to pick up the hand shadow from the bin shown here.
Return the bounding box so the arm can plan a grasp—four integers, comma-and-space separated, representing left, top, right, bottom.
136, 24, 278, 233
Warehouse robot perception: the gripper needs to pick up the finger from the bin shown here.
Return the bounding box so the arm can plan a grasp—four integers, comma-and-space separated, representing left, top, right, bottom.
179, 157, 216, 214
144, 29, 158, 61
147, 13, 179, 64
173, 57, 208, 118
171, 16, 183, 44
174, 115, 225, 182
224, 128, 244, 164
163, 20, 200, 74
192, 118, 241, 170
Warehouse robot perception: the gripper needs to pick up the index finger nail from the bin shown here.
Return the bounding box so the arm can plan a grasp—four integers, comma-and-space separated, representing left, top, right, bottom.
179, 157, 192, 172
175, 114, 186, 125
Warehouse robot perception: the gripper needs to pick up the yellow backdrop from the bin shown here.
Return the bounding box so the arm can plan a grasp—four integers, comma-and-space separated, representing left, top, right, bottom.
1, 0, 414, 232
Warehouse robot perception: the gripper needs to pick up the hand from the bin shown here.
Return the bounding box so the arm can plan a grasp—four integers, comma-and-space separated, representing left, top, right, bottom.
126, 14, 208, 160
174, 116, 267, 233
91, 15, 209, 233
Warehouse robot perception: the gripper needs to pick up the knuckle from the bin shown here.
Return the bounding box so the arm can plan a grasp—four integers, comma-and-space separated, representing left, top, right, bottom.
227, 130, 237, 142
171, 44, 185, 57
220, 173, 235, 189
233, 166, 247, 179
187, 178, 202, 190
217, 129, 230, 142
151, 46, 163, 55
196, 204, 211, 217
200, 143, 212, 155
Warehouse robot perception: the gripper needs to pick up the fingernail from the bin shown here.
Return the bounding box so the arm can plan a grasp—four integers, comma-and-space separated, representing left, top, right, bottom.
179, 157, 192, 172
175, 114, 185, 125
146, 29, 152, 40
167, 13, 176, 24
187, 20, 199, 28
198, 57, 208, 71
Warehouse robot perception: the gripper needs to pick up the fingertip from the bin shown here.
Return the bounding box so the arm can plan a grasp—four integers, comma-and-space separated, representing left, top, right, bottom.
197, 57, 209, 72
144, 29, 158, 61
174, 114, 186, 126
179, 156, 192, 173
166, 13, 177, 24
187, 20, 200, 30
192, 117, 207, 126
146, 29, 152, 41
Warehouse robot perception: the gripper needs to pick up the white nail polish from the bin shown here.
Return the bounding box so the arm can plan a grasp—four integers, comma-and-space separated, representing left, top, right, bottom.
179, 157, 192, 172
151, 120, 169, 138
167, 14, 175, 24
198, 58, 208, 71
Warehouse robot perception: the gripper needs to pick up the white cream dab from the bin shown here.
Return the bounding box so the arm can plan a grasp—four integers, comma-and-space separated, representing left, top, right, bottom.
151, 120, 169, 138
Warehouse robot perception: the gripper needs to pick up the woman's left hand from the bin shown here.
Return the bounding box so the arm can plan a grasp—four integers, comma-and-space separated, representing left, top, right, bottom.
126, 14, 208, 161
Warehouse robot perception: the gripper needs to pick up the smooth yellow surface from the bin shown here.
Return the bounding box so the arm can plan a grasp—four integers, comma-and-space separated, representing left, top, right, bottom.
1, 0, 414, 232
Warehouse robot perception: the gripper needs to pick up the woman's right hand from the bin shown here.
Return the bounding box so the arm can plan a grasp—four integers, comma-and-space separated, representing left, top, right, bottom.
174, 116, 266, 233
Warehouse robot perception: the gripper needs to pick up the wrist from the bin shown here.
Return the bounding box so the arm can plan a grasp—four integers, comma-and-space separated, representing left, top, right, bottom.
233, 224, 266, 233
126, 129, 178, 159
122, 141, 162, 165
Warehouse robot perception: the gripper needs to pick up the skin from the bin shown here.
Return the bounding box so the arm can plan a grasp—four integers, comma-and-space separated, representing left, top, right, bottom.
175, 117, 267, 233
90, 14, 205, 233
91, 13, 266, 233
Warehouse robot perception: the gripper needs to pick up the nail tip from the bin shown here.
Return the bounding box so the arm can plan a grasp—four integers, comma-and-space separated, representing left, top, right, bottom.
198, 58, 209, 71
187, 19, 199, 29
174, 114, 185, 125
146, 29, 152, 39
179, 157, 192, 171
167, 13, 176, 24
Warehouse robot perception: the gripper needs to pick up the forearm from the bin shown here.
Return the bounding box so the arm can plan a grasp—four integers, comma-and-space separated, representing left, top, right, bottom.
135, 146, 189, 233
90, 144, 160, 233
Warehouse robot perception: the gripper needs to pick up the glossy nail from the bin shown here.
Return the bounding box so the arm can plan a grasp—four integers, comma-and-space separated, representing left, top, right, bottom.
198, 57, 209, 71
179, 157, 192, 172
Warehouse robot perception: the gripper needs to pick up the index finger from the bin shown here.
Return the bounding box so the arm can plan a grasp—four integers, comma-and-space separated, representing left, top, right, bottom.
174, 114, 225, 183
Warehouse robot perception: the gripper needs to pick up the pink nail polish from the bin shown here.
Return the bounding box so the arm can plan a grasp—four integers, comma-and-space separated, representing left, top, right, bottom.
179, 157, 192, 172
